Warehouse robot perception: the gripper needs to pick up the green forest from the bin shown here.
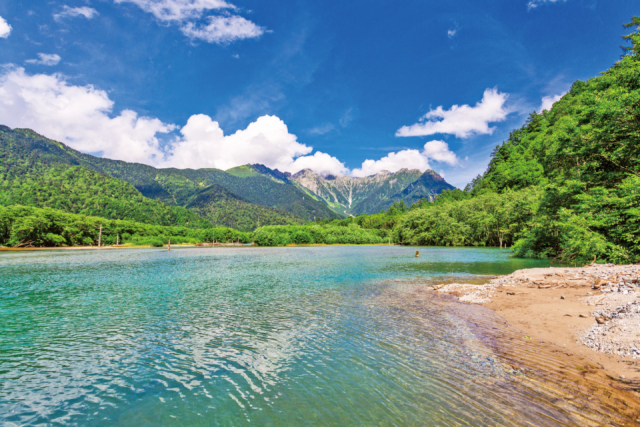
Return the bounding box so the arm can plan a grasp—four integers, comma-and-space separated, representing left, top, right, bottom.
1, 19, 639, 265
0, 125, 338, 231
0, 205, 250, 248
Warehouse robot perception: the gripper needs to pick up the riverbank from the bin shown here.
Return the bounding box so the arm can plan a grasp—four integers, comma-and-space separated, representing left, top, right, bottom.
434, 264, 640, 392
0, 243, 259, 251
0, 244, 196, 251
0, 242, 396, 251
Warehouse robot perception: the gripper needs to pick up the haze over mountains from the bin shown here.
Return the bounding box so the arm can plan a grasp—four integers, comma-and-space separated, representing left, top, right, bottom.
0, 125, 455, 229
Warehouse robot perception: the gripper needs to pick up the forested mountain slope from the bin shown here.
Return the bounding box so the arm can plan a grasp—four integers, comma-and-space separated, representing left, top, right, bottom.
185, 184, 304, 231
0, 127, 339, 228
0, 127, 211, 228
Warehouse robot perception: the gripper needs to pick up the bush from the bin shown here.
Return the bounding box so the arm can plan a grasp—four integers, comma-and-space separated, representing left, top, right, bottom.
292, 230, 313, 244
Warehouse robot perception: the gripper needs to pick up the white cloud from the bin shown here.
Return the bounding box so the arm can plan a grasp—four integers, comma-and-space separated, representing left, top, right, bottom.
290, 152, 348, 176
53, 6, 99, 21
447, 29, 457, 39
167, 115, 348, 174
115, 0, 265, 44
180, 15, 264, 43
396, 88, 510, 139
0, 68, 460, 179
351, 140, 459, 177
0, 16, 12, 38
25, 53, 62, 66
308, 123, 335, 135
0, 67, 342, 173
527, 0, 565, 10
539, 92, 565, 111
422, 140, 459, 165
167, 114, 309, 170
115, 0, 233, 21
0, 67, 172, 164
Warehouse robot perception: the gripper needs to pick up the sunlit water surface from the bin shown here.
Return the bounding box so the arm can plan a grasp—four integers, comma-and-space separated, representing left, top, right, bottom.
0, 246, 631, 426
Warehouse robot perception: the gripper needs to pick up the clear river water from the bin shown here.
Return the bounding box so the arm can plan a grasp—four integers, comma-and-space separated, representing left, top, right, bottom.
0, 246, 633, 426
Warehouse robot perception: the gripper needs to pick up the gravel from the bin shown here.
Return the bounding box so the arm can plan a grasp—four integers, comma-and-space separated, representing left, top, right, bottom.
434, 263, 640, 359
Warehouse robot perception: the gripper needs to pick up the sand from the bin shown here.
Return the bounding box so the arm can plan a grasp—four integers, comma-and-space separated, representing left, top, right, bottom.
435, 264, 640, 393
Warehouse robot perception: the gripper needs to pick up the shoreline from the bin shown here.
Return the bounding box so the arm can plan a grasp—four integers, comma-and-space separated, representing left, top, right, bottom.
434, 264, 640, 396
0, 242, 401, 252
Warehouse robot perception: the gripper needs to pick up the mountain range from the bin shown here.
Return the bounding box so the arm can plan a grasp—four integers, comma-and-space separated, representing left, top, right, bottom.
0, 126, 455, 229
291, 168, 454, 216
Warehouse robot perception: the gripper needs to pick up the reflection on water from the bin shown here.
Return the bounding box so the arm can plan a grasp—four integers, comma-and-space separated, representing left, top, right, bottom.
0, 246, 634, 426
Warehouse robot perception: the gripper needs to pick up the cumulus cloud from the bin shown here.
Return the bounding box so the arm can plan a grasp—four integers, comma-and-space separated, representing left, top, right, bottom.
167, 115, 347, 175
422, 140, 459, 165
290, 152, 348, 176
447, 29, 457, 39
25, 53, 62, 66
0, 68, 460, 178
351, 140, 459, 177
539, 92, 565, 111
167, 114, 310, 170
115, 0, 265, 44
0, 67, 172, 164
0, 16, 12, 38
53, 6, 99, 21
0, 67, 347, 175
527, 0, 565, 10
396, 88, 510, 139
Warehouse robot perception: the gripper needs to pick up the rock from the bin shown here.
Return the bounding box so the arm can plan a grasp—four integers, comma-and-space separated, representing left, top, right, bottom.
596, 316, 606, 324
593, 278, 604, 289
561, 295, 565, 300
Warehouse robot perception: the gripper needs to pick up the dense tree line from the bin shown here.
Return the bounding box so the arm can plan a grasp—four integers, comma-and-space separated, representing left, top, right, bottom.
252, 224, 387, 246
393, 189, 541, 248
0, 164, 210, 228
0, 205, 379, 248
0, 205, 250, 248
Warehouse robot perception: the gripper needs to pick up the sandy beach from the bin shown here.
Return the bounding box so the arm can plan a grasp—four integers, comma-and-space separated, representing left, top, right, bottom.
435, 264, 640, 399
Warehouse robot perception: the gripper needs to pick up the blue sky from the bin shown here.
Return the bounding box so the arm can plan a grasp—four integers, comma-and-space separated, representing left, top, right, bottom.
0, 0, 637, 187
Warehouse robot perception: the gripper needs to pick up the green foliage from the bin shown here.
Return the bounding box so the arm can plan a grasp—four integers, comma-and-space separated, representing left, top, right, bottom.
0, 205, 251, 248
252, 224, 386, 246
394, 188, 541, 247
467, 18, 640, 263
0, 127, 339, 231
186, 184, 304, 231
0, 130, 211, 228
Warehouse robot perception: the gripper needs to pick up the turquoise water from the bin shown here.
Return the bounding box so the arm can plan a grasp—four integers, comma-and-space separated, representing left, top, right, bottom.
0, 246, 618, 426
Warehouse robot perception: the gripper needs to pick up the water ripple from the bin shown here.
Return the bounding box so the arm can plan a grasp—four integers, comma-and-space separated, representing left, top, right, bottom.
1, 246, 635, 426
